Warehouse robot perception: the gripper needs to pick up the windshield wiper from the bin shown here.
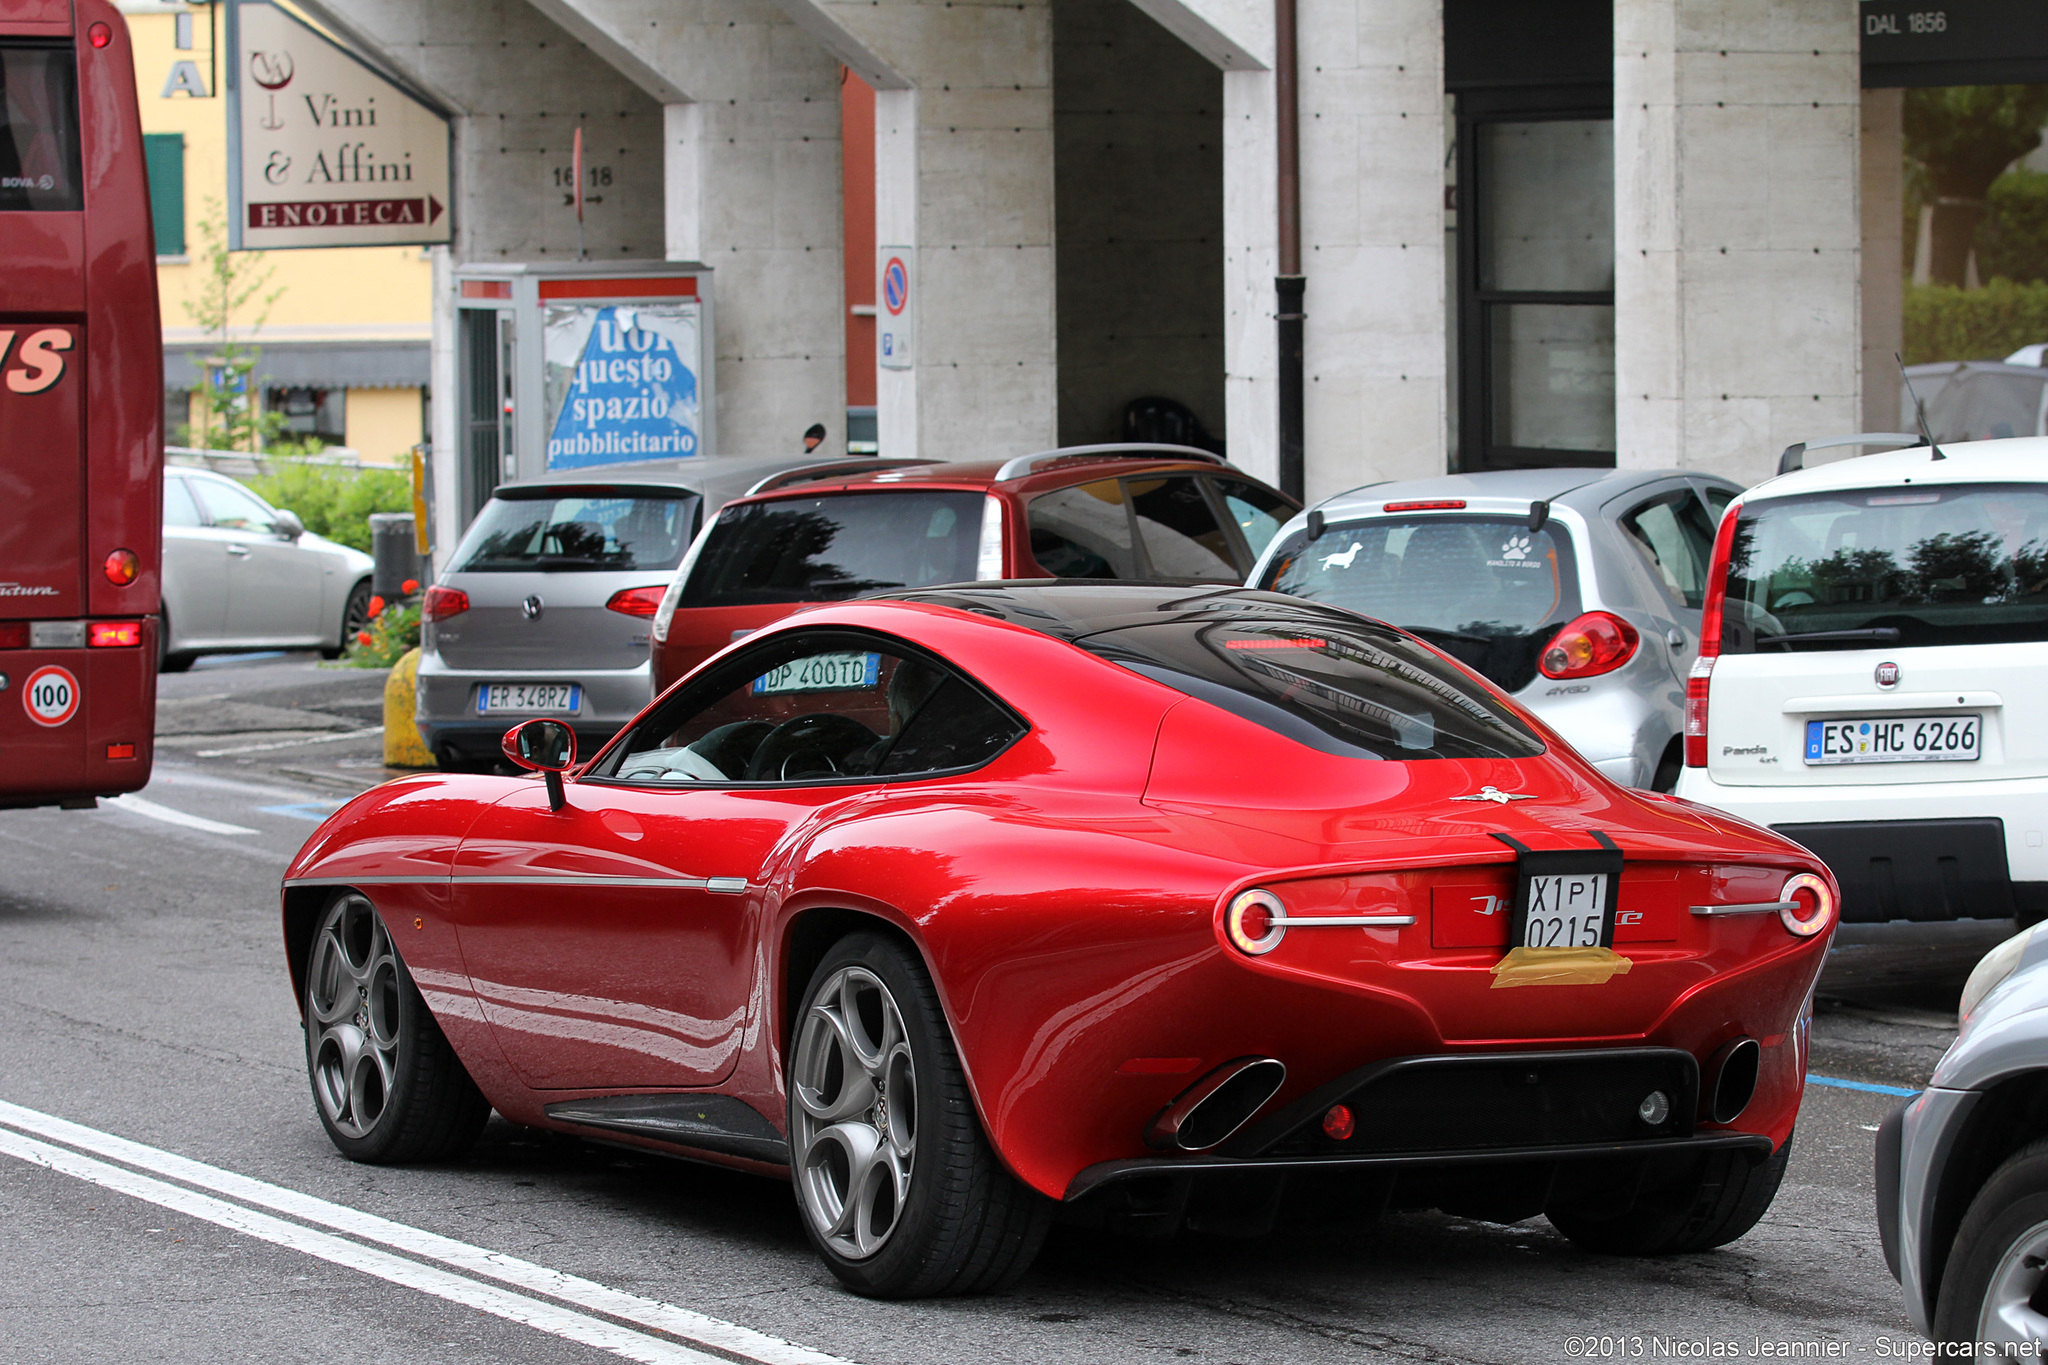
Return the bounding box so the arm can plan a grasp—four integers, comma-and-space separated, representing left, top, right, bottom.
1757, 627, 1901, 649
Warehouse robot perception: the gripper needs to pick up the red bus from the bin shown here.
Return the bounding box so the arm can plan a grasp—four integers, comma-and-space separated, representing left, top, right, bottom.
1, 0, 161, 810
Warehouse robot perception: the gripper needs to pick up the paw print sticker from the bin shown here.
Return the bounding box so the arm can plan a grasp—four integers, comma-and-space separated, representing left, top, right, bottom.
1500, 534, 1533, 560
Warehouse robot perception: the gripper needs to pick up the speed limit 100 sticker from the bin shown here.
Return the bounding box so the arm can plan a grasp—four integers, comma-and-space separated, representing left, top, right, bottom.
23, 665, 79, 727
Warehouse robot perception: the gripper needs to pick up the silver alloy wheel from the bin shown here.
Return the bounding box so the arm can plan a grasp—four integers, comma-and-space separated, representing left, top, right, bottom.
306, 894, 402, 1140
792, 964, 917, 1260
1977, 1216, 2048, 1354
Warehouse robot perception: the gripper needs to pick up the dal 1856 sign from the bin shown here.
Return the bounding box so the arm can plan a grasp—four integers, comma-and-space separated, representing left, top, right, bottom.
227, 0, 451, 250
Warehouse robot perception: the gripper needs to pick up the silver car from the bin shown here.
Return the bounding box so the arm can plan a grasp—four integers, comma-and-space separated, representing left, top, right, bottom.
414, 454, 858, 770
161, 466, 375, 672
1246, 467, 1741, 790
1879, 922, 2048, 1353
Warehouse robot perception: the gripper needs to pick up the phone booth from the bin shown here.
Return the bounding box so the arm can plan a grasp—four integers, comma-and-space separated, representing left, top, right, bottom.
452, 263, 714, 525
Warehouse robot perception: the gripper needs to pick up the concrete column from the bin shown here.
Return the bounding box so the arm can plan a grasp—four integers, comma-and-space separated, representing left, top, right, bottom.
1862, 87, 1904, 434
781, 0, 1057, 460
1614, 0, 1861, 484
1223, 65, 1279, 483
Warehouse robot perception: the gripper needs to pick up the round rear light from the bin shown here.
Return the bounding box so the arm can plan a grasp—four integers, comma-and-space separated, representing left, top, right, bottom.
1540, 611, 1641, 679
103, 549, 138, 586
1224, 888, 1287, 956
88, 21, 111, 47
1779, 872, 1835, 937
1321, 1104, 1355, 1140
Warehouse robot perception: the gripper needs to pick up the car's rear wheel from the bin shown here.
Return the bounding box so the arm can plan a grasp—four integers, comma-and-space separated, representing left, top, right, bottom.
1932, 1139, 2048, 1354
326, 579, 374, 659
304, 891, 489, 1162
1545, 1133, 1791, 1254
788, 932, 1050, 1297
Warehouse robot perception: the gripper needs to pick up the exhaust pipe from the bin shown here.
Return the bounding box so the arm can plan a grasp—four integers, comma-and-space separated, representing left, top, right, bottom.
1705, 1037, 1761, 1124
1145, 1057, 1287, 1152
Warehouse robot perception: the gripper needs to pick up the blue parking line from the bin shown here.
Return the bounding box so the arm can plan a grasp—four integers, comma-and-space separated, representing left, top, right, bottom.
259, 801, 344, 823
1808, 1073, 1918, 1097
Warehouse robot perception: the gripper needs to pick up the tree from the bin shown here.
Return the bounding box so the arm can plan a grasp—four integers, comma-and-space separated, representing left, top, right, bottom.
180, 197, 288, 452
1904, 85, 2048, 287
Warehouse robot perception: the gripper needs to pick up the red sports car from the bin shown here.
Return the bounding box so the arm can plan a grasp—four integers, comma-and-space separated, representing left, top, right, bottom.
282, 584, 1838, 1298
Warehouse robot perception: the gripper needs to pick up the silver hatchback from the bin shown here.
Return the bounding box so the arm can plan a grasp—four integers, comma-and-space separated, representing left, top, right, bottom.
1247, 467, 1741, 790
414, 455, 839, 769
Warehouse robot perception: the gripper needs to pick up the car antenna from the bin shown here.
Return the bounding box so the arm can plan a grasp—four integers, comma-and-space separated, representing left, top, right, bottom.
1527, 500, 1550, 533
1305, 508, 1325, 541
1897, 353, 1946, 461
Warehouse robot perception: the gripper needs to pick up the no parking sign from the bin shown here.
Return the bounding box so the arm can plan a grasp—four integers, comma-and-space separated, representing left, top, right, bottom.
878, 247, 913, 371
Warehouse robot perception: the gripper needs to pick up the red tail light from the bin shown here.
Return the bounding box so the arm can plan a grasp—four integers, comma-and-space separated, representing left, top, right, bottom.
423, 586, 469, 622
87, 21, 111, 47
103, 549, 139, 586
88, 621, 143, 647
1687, 500, 1744, 767
1539, 612, 1639, 679
106, 743, 136, 760
1684, 656, 1714, 767
605, 585, 668, 617
0, 622, 25, 650
1382, 499, 1467, 512
1779, 872, 1835, 937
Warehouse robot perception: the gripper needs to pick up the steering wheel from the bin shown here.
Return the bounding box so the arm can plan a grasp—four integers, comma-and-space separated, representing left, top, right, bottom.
743, 713, 879, 782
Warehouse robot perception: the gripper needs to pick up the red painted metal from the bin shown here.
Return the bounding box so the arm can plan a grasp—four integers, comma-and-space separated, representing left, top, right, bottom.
0, 0, 162, 808
285, 595, 1835, 1202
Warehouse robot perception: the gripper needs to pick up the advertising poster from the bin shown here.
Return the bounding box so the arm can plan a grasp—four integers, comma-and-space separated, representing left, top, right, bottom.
543, 303, 703, 470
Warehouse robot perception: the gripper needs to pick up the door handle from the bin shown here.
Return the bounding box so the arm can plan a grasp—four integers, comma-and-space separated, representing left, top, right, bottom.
226, 544, 252, 557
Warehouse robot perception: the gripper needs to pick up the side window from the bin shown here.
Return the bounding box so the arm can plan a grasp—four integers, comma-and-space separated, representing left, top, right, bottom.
1126, 474, 1236, 580
1211, 477, 1295, 565
193, 477, 279, 532
605, 635, 1021, 785
163, 478, 203, 528
1702, 484, 1735, 520
1027, 480, 1141, 578
1621, 490, 1717, 609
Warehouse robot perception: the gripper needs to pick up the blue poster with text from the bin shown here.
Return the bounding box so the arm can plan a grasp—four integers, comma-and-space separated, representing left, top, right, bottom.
545, 304, 701, 469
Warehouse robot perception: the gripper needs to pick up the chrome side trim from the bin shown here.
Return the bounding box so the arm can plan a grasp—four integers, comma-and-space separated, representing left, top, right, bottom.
1689, 901, 1797, 916
1269, 914, 1416, 927
705, 877, 749, 894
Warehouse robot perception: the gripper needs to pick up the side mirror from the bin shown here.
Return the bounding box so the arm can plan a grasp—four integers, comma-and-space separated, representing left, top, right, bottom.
501, 718, 577, 810
272, 508, 305, 540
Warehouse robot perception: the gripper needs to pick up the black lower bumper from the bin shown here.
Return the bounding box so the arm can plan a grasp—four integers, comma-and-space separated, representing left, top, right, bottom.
1772, 818, 2040, 924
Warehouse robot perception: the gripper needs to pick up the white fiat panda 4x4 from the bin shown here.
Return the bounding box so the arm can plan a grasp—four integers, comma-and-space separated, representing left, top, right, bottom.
1676, 438, 2048, 970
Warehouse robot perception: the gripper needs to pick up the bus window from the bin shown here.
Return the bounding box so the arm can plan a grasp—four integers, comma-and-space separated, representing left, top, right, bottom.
0, 43, 84, 212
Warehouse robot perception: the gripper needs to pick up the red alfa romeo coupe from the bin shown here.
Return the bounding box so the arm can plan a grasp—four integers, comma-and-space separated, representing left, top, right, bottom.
282, 584, 1837, 1298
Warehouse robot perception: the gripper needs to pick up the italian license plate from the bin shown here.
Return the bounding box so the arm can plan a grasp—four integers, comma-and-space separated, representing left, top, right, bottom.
1803, 715, 1981, 765
477, 683, 581, 714
1508, 843, 1623, 950
752, 651, 881, 695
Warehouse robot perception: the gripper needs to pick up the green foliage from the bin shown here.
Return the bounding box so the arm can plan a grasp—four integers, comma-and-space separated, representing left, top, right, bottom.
1904, 86, 2048, 196
179, 197, 287, 453
1902, 279, 2048, 363
244, 460, 411, 553
1974, 169, 2048, 284
343, 600, 419, 669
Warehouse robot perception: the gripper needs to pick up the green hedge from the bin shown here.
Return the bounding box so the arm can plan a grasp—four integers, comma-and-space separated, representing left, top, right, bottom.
1903, 279, 2048, 364
244, 461, 411, 553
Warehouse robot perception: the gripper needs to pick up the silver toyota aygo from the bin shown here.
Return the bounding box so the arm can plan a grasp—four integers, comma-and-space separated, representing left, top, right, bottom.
1247, 467, 1741, 790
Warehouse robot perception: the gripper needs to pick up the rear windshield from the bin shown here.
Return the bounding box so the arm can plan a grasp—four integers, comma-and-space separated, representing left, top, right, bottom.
448, 491, 700, 572
1723, 482, 2048, 652
1259, 516, 1579, 693
0, 44, 83, 212
679, 491, 984, 608
1078, 612, 1544, 762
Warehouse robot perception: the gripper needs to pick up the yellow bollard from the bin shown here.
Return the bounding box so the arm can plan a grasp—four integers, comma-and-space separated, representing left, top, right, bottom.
383, 647, 437, 769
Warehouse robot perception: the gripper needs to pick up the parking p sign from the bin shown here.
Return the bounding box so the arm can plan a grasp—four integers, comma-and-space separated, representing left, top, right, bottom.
878, 247, 913, 370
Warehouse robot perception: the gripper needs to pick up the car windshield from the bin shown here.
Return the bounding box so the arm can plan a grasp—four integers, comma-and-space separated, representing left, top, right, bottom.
448, 490, 699, 572
1722, 483, 2048, 652
1076, 611, 1544, 761
1259, 515, 1578, 692
679, 491, 984, 607
1925, 373, 2044, 443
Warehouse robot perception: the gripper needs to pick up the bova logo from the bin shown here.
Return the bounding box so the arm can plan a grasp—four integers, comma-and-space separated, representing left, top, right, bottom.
0, 328, 73, 394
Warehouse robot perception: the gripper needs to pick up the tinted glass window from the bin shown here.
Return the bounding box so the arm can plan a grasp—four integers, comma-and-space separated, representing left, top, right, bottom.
1723, 483, 2048, 652
605, 634, 1021, 784
1028, 479, 1140, 579
1213, 477, 1294, 563
680, 492, 982, 607
193, 477, 278, 531
1261, 517, 1578, 693
1928, 374, 2045, 443
1127, 475, 1236, 579
1079, 613, 1543, 761
0, 44, 82, 212
162, 478, 202, 528
450, 491, 698, 572
1621, 490, 1717, 608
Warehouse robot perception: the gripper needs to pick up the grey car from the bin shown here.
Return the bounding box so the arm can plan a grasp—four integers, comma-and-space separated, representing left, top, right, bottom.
161, 466, 375, 672
1879, 923, 2048, 1353
414, 454, 862, 770
1246, 467, 1741, 790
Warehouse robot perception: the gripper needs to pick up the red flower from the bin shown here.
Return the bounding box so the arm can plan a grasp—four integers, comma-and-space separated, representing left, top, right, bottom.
401, 578, 419, 594
367, 595, 385, 618
356, 631, 372, 646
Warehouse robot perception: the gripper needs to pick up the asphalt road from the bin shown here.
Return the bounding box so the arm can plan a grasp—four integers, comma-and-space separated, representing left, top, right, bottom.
0, 653, 1983, 1363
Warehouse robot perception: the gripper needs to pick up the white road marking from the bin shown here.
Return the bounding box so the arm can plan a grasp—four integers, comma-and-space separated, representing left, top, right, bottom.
195, 726, 384, 758
0, 1100, 855, 1365
102, 792, 259, 836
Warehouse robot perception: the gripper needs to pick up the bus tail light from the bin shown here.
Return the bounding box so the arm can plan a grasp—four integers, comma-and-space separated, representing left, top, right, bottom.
1539, 612, 1639, 679
423, 586, 469, 622
0, 623, 24, 650
106, 744, 136, 760
88, 621, 143, 647
103, 549, 138, 586
605, 586, 667, 617
87, 21, 111, 46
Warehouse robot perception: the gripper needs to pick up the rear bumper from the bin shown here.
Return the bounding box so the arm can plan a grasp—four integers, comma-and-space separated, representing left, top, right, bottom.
414, 649, 652, 754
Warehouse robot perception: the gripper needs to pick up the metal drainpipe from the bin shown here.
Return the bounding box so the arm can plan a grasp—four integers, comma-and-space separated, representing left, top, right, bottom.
1275, 0, 1305, 501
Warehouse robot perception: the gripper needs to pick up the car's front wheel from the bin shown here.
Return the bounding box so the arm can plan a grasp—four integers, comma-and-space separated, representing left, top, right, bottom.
1933, 1139, 2048, 1354
788, 932, 1050, 1297
304, 891, 489, 1163
325, 579, 374, 659
1546, 1134, 1791, 1254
